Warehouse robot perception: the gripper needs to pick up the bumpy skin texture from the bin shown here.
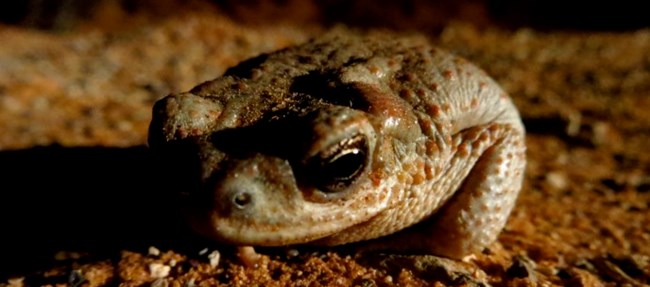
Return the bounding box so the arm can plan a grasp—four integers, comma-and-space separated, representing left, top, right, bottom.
148, 32, 526, 259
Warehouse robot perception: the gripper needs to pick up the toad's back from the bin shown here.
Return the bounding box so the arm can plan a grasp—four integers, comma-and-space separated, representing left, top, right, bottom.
148, 31, 526, 259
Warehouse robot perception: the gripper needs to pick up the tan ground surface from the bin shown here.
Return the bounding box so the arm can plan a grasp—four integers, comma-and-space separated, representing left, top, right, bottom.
0, 1, 648, 286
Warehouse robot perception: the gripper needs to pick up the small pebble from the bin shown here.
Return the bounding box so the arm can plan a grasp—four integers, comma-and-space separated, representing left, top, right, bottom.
149, 263, 171, 278
546, 171, 568, 190
286, 248, 300, 258
148, 246, 161, 257
7, 277, 25, 287
208, 250, 221, 268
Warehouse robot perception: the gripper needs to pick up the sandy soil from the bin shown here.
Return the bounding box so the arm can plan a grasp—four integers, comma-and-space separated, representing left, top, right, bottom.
0, 1, 648, 286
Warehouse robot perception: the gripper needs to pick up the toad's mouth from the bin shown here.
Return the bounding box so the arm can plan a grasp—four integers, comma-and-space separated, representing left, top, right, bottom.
183, 198, 382, 247
180, 180, 392, 247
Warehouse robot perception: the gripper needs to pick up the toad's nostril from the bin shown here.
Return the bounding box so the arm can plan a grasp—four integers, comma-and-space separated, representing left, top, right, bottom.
232, 191, 253, 209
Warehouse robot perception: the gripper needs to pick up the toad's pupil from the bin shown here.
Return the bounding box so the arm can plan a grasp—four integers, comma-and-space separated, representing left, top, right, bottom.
324, 148, 366, 182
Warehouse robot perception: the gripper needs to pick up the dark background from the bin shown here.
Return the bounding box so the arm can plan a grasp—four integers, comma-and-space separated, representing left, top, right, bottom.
0, 0, 648, 31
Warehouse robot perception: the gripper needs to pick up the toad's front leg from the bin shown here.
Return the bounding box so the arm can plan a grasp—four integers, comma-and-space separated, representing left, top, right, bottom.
367, 123, 526, 259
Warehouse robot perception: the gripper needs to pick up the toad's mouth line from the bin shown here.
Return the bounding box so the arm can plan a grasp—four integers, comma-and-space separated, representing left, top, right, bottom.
183, 200, 387, 246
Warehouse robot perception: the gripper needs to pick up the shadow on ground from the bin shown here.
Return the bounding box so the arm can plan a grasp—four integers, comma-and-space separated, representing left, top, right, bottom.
0, 146, 196, 277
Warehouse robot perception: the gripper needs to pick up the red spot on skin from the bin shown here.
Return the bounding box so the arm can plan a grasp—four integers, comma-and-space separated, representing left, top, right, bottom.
399, 89, 416, 102
416, 88, 426, 97
412, 173, 425, 185
209, 110, 222, 119
426, 139, 439, 155
403, 162, 414, 173
470, 97, 479, 108
478, 133, 489, 142
397, 171, 408, 184
369, 171, 383, 187
388, 58, 399, 68
457, 143, 469, 157
404, 72, 417, 82
427, 104, 441, 117
442, 70, 454, 79
424, 163, 435, 179
494, 166, 503, 176
467, 128, 481, 140
472, 140, 483, 150
368, 65, 381, 75
430, 82, 439, 91
442, 103, 451, 113
419, 118, 432, 133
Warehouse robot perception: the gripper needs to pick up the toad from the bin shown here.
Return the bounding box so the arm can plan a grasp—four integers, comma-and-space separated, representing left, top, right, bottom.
148, 31, 526, 260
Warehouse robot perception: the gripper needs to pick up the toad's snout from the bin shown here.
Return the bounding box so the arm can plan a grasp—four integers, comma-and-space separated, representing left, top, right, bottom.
210, 154, 301, 218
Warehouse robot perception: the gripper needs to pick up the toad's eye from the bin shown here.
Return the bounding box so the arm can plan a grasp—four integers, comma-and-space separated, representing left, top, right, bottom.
307, 134, 368, 193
